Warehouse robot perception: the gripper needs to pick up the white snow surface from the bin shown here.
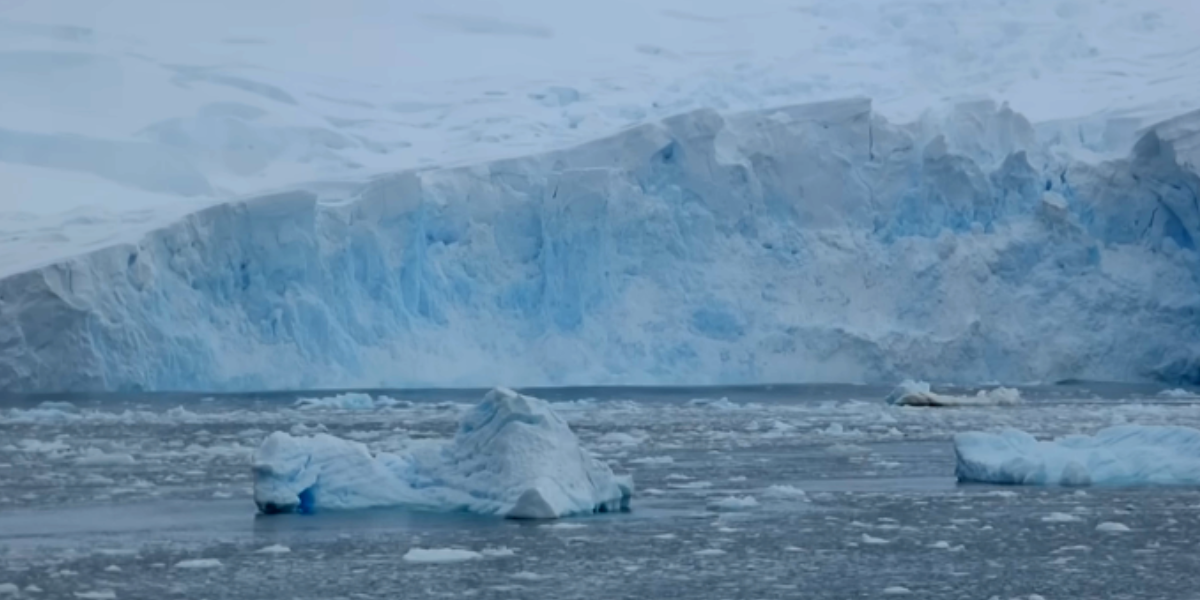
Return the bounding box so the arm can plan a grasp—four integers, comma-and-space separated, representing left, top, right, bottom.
3, 0, 1197, 218
252, 387, 633, 518
955, 425, 1200, 487
885, 380, 1022, 407
2, 1, 1200, 392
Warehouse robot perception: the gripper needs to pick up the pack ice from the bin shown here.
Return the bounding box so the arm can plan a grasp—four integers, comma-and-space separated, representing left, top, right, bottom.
955, 425, 1200, 487
252, 388, 633, 518
2, 99, 1199, 391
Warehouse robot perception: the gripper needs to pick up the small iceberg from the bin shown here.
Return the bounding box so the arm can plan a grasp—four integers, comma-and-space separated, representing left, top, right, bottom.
402, 548, 482, 563
1158, 388, 1198, 399
294, 392, 412, 411
253, 388, 633, 519
954, 425, 1200, 486
885, 380, 1021, 407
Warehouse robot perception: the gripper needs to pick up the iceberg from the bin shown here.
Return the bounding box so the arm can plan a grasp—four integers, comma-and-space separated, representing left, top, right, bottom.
293, 392, 411, 411
884, 380, 1021, 407
1158, 388, 1198, 399
1, 99, 1199, 392
252, 388, 633, 518
402, 548, 483, 564
954, 425, 1200, 486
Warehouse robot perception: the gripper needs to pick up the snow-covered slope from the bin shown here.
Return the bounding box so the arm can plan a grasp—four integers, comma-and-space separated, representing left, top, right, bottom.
2, 0, 1198, 221
2, 98, 1198, 391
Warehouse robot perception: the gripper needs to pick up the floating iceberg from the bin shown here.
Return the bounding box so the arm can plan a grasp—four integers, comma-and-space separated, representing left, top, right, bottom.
294, 393, 412, 411
1158, 388, 1199, 399
402, 548, 482, 564
253, 388, 632, 518
708, 495, 759, 511
884, 380, 1021, 407
954, 425, 1200, 486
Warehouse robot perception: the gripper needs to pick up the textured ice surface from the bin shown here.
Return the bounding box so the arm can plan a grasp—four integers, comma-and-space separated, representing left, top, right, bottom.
885, 380, 1022, 407
3, 98, 1199, 392
253, 388, 632, 518
955, 425, 1200, 486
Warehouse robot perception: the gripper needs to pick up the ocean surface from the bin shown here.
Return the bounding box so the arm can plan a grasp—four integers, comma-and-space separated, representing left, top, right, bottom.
3, 382, 1200, 599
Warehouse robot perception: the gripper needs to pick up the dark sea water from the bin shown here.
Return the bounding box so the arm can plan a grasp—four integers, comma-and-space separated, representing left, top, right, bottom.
2, 382, 1199, 599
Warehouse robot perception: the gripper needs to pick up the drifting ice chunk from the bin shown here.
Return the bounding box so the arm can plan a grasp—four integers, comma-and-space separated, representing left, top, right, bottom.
294, 393, 411, 410
253, 388, 632, 518
74, 451, 137, 466
708, 496, 759, 511
1041, 512, 1082, 523
1158, 388, 1198, 399
174, 558, 222, 569
295, 393, 375, 410
73, 592, 116, 600
955, 425, 1200, 486
763, 484, 808, 499
885, 380, 1021, 407
402, 548, 482, 563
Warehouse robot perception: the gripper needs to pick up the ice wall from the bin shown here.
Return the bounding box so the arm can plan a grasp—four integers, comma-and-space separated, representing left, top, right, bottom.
1, 98, 1198, 391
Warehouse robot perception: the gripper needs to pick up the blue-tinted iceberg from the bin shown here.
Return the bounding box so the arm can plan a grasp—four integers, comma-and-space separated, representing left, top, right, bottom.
954, 425, 1200, 486
253, 388, 633, 518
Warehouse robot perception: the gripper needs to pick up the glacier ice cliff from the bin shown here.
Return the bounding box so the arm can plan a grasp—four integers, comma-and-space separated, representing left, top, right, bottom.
1, 98, 1198, 391
253, 387, 633, 518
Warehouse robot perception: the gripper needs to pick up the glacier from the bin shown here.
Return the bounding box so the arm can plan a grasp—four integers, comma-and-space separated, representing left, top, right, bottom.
954, 425, 1200, 487
253, 387, 632, 518
1, 98, 1199, 391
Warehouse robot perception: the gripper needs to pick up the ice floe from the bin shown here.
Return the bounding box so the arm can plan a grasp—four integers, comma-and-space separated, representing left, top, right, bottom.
955, 425, 1200, 486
